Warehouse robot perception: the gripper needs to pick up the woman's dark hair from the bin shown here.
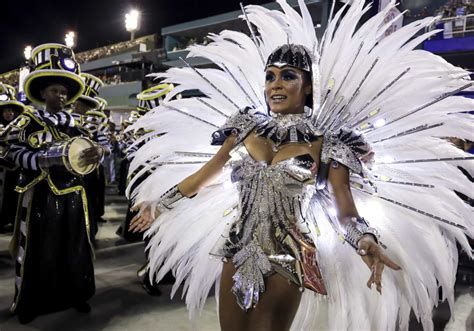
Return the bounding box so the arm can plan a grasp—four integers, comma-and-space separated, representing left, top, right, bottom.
303, 71, 313, 109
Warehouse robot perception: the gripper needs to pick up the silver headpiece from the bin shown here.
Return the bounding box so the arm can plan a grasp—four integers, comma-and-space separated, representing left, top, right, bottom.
265, 44, 313, 72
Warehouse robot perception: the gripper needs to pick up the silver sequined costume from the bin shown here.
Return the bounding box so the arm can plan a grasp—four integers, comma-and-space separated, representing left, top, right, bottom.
211, 107, 370, 310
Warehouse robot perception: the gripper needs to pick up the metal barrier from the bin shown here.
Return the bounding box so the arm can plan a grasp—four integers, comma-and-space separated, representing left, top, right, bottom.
427, 14, 474, 39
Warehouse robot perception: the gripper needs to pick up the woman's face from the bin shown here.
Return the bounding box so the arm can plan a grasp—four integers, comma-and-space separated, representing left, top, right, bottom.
265, 66, 311, 115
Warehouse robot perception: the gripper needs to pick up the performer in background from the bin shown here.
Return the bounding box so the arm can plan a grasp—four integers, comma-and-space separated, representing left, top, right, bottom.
103, 119, 117, 185
117, 111, 139, 196
124, 84, 175, 295
117, 83, 174, 244
88, 97, 110, 225
2, 44, 104, 324
72, 74, 110, 241
127, 1, 473, 330
0, 84, 25, 233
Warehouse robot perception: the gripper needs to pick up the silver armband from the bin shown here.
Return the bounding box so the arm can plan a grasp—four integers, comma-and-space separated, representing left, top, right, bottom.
156, 185, 187, 213
343, 216, 380, 249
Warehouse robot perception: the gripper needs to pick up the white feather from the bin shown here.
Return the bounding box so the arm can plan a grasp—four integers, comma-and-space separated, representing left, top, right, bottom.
128, 1, 473, 329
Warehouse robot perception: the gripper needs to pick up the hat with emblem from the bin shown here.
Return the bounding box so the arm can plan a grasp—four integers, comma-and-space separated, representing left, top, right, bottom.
0, 83, 26, 113
23, 43, 85, 106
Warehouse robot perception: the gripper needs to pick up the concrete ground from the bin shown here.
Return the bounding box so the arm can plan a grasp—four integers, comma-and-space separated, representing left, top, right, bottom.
0, 187, 472, 331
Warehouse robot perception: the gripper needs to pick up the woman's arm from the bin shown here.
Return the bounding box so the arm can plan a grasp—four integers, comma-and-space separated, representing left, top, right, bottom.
178, 134, 236, 197
328, 161, 401, 294
129, 135, 236, 233
327, 161, 358, 220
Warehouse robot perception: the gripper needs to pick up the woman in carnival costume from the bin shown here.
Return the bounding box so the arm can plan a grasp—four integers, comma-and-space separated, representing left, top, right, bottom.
128, 1, 473, 330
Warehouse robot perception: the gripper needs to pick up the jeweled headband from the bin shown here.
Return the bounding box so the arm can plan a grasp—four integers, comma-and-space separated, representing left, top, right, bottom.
265, 44, 312, 72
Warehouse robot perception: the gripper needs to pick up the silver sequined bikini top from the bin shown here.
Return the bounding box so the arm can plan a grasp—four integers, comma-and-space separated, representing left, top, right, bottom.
212, 107, 372, 186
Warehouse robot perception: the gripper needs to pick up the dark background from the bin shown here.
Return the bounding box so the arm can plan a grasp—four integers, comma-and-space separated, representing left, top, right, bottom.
0, 0, 271, 73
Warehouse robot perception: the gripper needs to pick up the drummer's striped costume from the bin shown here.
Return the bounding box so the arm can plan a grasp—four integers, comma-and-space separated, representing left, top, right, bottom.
71, 110, 111, 237
5, 109, 76, 170
71, 110, 111, 153
1, 107, 95, 319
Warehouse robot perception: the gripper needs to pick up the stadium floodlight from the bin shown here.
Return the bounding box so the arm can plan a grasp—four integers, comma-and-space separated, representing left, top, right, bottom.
125, 9, 140, 40
24, 46, 32, 60
65, 31, 76, 48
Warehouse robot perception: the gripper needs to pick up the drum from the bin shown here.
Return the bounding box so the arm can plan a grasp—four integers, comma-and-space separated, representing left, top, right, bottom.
46, 137, 99, 176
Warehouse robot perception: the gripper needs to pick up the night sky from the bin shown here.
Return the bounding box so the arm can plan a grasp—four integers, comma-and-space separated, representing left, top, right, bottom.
0, 0, 271, 73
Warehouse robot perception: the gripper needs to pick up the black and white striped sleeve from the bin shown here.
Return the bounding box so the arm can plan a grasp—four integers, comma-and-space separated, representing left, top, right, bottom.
39, 109, 76, 128
7, 144, 41, 171
1, 118, 24, 146
94, 131, 112, 155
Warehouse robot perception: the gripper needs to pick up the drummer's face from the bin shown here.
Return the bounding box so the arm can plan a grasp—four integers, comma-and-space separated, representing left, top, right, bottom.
74, 99, 93, 115
40, 84, 68, 112
2, 108, 16, 122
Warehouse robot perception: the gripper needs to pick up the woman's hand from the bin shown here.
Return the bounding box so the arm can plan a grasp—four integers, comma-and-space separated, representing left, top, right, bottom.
129, 203, 160, 233
357, 235, 401, 294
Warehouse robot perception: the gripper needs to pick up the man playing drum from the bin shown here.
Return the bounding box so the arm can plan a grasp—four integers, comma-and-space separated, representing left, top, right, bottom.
1, 43, 104, 324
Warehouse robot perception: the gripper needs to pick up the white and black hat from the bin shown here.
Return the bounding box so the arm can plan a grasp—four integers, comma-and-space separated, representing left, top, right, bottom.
23, 43, 85, 106
85, 97, 108, 119
95, 97, 108, 111
77, 73, 104, 109
136, 83, 174, 115
0, 83, 25, 113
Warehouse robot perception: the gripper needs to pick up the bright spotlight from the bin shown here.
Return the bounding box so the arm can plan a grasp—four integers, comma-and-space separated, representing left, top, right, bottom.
24, 46, 32, 60
125, 12, 138, 31
65, 31, 76, 48
125, 9, 140, 40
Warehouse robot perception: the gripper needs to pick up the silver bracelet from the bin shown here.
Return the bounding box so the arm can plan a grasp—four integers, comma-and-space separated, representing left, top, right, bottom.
343, 216, 380, 249
156, 185, 186, 213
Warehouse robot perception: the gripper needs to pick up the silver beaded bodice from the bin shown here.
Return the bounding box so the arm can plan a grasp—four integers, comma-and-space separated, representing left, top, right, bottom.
225, 151, 316, 309
230, 152, 315, 245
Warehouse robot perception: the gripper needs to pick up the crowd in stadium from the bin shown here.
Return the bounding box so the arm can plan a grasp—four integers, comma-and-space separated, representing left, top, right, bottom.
435, 0, 474, 17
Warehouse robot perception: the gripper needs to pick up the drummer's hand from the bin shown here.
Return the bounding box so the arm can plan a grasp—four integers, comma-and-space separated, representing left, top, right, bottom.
79, 146, 104, 166
357, 235, 401, 294
129, 203, 160, 233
